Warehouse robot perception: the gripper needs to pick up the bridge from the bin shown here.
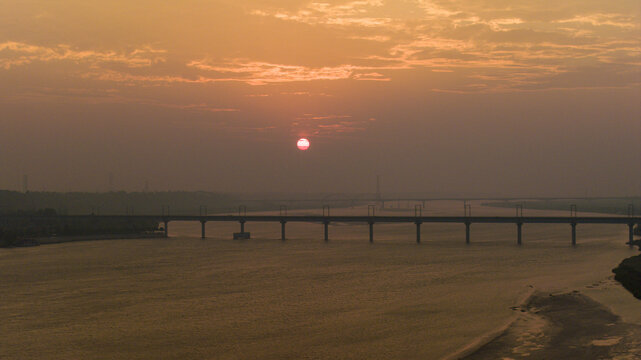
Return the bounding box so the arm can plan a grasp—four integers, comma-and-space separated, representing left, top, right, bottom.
7, 213, 640, 247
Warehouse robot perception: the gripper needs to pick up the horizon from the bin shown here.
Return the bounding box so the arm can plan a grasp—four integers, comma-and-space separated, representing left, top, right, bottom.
3, 188, 641, 199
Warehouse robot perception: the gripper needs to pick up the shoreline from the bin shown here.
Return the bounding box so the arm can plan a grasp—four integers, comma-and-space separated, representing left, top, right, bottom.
454, 289, 641, 359
440, 286, 537, 360
33, 233, 166, 246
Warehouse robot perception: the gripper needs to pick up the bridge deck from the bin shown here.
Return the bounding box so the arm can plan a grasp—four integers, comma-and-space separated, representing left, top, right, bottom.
5, 214, 640, 225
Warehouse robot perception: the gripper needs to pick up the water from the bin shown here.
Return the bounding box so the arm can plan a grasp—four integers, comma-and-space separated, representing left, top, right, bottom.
1, 202, 638, 359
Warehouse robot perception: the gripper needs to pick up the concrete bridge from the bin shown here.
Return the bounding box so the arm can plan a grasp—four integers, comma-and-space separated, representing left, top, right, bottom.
9, 214, 639, 247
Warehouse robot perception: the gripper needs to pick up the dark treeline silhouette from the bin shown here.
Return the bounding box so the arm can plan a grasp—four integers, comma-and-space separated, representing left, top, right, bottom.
0, 190, 367, 216
0, 190, 238, 215
0, 208, 160, 247
613, 248, 641, 300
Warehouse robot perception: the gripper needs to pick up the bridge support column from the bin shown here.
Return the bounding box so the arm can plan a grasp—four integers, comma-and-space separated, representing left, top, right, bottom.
416, 222, 422, 244
201, 221, 206, 239
571, 223, 577, 246
324, 221, 329, 242
369, 222, 374, 243
629, 223, 634, 248
164, 220, 169, 238
240, 221, 245, 233
517, 223, 522, 246
281, 221, 286, 241
465, 222, 471, 244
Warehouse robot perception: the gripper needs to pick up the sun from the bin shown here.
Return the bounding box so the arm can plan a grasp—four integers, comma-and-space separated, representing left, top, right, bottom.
297, 138, 310, 151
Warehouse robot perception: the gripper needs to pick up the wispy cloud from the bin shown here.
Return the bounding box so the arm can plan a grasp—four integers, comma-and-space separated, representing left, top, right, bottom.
556, 13, 639, 29
291, 113, 375, 136
416, 0, 461, 18
251, 0, 391, 28
81, 69, 234, 85
188, 59, 353, 84
187, 59, 391, 85
1, 1, 639, 95
281, 91, 334, 97
1, 86, 238, 114
0, 41, 166, 70
245, 0, 640, 92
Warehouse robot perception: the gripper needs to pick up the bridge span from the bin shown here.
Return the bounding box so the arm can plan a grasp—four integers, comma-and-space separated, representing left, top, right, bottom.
8, 214, 639, 247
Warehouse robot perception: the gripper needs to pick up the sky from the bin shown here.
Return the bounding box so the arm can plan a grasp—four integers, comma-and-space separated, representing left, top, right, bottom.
0, 0, 640, 196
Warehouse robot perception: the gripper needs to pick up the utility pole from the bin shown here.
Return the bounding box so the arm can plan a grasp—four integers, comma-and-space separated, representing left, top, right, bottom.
376, 175, 381, 200
22, 174, 28, 193
108, 173, 114, 192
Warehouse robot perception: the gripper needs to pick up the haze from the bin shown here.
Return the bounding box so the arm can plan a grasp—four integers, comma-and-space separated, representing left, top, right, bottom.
1, 0, 640, 196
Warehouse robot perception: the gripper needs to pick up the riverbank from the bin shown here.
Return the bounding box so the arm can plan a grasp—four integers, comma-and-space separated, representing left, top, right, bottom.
461, 290, 641, 359
2, 233, 166, 248
613, 254, 641, 299
34, 233, 166, 245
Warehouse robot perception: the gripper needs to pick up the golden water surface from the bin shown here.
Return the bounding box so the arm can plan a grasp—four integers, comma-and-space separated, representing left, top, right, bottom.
1, 203, 638, 359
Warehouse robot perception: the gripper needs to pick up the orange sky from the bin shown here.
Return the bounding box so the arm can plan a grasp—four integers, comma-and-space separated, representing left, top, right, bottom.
1, 0, 640, 195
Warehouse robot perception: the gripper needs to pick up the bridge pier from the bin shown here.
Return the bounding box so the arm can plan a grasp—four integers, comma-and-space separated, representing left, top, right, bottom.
281, 221, 286, 241
517, 223, 522, 246
465, 222, 471, 244
369, 222, 374, 243
201, 220, 206, 239
571, 223, 577, 246
324, 221, 329, 242
415, 222, 422, 244
240, 220, 245, 233
629, 223, 634, 248
163, 220, 169, 238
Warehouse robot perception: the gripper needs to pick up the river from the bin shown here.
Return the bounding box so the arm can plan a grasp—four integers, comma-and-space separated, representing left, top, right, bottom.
1, 201, 638, 359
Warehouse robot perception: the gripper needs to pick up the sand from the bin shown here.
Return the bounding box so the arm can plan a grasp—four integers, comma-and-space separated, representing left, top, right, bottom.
463, 291, 641, 359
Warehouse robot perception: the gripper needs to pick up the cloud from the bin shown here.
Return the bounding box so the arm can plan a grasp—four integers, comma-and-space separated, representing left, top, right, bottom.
81, 69, 234, 85
251, 0, 391, 28
0, 41, 166, 70
556, 13, 639, 29
416, 0, 461, 18
280, 91, 334, 97
188, 59, 353, 84
353, 72, 390, 81
247, 0, 640, 91
187, 59, 392, 85
291, 113, 375, 136
347, 35, 391, 42
2, 1, 639, 94
295, 114, 353, 121
1, 86, 238, 114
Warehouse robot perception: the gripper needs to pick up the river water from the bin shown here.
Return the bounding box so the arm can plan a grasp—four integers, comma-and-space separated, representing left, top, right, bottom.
1, 201, 638, 359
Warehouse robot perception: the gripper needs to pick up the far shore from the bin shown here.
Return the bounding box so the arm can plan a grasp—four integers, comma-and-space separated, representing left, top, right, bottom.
26, 233, 166, 246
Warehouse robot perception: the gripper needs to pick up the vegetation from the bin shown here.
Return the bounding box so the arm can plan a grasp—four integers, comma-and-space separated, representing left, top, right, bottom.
0, 208, 160, 247
613, 253, 641, 300
0, 190, 237, 215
